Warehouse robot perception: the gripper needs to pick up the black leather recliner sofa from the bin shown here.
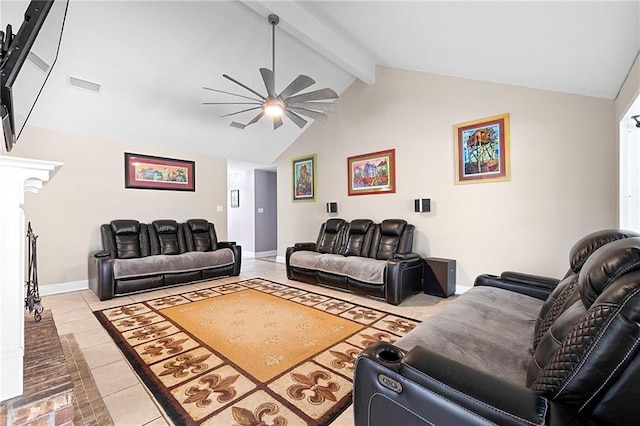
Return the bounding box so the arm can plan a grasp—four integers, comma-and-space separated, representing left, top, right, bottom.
88, 218, 241, 300
285, 218, 423, 305
353, 229, 640, 425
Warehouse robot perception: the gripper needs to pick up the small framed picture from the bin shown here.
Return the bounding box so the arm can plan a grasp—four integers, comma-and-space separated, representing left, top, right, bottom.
347, 149, 396, 196
292, 154, 316, 202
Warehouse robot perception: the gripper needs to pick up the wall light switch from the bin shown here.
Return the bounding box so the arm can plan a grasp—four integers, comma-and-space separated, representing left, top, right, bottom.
257, 208, 264, 213
217, 205, 223, 212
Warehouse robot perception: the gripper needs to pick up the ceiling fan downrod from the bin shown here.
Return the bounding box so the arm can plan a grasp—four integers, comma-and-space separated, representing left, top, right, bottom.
268, 14, 279, 81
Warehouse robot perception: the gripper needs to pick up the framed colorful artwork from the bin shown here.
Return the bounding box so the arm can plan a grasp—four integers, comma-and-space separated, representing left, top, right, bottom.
124, 152, 195, 191
454, 113, 510, 184
292, 154, 316, 202
230, 189, 239, 208
347, 148, 396, 196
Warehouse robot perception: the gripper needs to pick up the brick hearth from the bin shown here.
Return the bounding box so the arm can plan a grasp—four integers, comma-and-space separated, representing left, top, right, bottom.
0, 310, 74, 426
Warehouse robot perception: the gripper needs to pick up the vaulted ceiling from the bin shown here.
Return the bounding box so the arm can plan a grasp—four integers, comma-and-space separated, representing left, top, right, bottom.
3, 1, 638, 166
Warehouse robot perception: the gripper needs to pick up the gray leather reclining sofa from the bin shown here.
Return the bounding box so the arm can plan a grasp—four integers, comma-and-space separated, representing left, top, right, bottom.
89, 218, 241, 300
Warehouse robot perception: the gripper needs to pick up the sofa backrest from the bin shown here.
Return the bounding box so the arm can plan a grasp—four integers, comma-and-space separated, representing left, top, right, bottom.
102, 220, 150, 259
526, 238, 640, 424
184, 219, 218, 252
316, 218, 347, 254
149, 219, 186, 255
369, 219, 414, 260
531, 229, 640, 352
340, 219, 374, 256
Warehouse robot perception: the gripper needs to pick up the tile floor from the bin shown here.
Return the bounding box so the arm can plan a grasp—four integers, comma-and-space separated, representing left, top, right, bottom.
43, 258, 456, 425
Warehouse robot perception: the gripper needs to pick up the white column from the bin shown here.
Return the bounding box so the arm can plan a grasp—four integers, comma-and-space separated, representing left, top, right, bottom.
0, 155, 62, 402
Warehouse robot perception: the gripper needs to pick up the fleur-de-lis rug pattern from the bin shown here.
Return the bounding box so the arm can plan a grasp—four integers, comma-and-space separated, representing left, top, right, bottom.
94, 278, 419, 425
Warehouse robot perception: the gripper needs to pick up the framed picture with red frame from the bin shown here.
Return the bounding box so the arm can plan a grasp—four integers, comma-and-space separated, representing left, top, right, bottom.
347, 149, 396, 196
124, 152, 195, 191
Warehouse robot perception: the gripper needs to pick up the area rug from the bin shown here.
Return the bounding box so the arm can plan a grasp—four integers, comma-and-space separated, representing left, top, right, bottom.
94, 278, 419, 425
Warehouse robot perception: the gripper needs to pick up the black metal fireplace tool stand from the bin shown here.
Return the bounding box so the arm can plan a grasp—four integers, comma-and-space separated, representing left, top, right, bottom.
25, 222, 43, 322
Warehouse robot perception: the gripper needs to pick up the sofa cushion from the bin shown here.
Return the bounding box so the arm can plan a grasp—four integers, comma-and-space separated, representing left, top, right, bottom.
318, 218, 346, 254
374, 219, 407, 260
153, 220, 181, 255
186, 219, 218, 252
343, 219, 374, 257
110, 220, 142, 259
395, 286, 543, 386
113, 248, 235, 279
290, 251, 386, 285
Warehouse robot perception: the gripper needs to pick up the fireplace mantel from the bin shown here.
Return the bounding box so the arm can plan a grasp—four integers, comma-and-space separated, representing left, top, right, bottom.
0, 155, 62, 402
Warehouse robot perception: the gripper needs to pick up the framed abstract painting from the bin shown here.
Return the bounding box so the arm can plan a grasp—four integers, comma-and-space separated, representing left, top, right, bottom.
124, 152, 195, 191
347, 149, 396, 196
292, 154, 316, 202
454, 113, 510, 184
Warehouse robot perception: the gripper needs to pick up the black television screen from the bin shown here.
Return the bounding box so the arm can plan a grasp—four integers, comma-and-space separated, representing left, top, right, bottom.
1, 0, 68, 151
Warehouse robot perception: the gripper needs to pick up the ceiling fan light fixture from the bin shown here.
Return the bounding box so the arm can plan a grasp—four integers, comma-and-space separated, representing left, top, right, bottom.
263, 99, 284, 117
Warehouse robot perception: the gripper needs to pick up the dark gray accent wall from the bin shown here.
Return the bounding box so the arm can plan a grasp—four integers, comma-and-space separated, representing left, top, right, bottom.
254, 170, 277, 252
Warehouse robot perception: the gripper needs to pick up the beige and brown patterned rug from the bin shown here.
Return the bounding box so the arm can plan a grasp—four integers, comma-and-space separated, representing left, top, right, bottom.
94, 278, 419, 425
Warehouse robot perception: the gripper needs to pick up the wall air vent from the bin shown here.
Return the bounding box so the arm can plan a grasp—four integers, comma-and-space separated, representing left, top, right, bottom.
67, 76, 101, 93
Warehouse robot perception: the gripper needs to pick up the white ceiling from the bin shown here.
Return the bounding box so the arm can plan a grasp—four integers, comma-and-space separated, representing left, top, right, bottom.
3, 1, 639, 166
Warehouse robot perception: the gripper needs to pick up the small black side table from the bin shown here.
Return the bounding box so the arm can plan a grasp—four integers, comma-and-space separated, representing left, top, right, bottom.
424, 257, 456, 297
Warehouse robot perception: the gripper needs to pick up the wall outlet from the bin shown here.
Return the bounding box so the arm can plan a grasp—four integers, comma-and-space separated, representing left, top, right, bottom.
257, 208, 264, 213
217, 205, 223, 212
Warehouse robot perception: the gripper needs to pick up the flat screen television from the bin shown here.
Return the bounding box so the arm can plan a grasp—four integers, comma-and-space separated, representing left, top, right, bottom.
1, 0, 68, 152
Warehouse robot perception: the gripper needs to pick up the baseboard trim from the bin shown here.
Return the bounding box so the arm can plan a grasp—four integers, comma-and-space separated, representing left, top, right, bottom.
243, 251, 255, 259
255, 250, 277, 258
275, 255, 286, 264
455, 285, 471, 294
39, 280, 88, 296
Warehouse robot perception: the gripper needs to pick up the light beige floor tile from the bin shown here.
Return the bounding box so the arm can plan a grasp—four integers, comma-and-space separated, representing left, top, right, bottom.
83, 340, 125, 369
51, 306, 95, 325
102, 384, 163, 426
92, 359, 140, 397
55, 314, 103, 335
143, 417, 172, 426
73, 326, 115, 349
80, 288, 101, 304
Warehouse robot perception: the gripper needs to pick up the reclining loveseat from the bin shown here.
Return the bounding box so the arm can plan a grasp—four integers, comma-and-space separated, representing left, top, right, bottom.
89, 218, 241, 300
285, 218, 423, 305
354, 229, 640, 425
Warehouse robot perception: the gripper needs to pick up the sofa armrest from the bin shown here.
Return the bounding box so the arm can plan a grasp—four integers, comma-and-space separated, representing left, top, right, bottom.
393, 252, 419, 261
294, 242, 317, 250
354, 342, 577, 426
217, 241, 237, 249
474, 271, 558, 301
385, 255, 424, 305
88, 253, 115, 301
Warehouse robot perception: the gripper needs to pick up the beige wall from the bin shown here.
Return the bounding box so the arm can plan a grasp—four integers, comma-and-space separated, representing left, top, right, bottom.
8, 126, 228, 286
276, 66, 617, 285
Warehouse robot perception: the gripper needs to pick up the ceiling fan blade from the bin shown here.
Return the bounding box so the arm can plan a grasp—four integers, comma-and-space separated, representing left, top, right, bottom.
288, 107, 328, 122
259, 68, 276, 98
287, 101, 338, 113
220, 106, 262, 118
202, 87, 262, 102
284, 88, 338, 103
203, 102, 260, 105
223, 74, 266, 100
230, 111, 265, 130
278, 75, 315, 100
273, 115, 283, 130
283, 109, 308, 129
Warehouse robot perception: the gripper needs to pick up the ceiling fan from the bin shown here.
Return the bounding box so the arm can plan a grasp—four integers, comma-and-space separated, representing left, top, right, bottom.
203, 14, 338, 130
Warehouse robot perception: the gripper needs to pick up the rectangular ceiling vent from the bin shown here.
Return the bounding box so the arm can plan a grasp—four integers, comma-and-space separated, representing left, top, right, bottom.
67, 76, 101, 93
